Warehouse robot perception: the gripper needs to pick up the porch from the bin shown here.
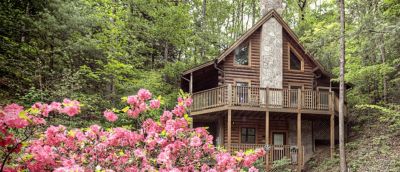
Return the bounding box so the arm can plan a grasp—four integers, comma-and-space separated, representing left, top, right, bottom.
191, 88, 339, 171
190, 84, 340, 115
230, 144, 304, 165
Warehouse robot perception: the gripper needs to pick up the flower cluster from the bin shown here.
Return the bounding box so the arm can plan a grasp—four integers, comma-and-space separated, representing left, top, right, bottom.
2, 89, 265, 171
0, 98, 81, 171
124, 89, 160, 119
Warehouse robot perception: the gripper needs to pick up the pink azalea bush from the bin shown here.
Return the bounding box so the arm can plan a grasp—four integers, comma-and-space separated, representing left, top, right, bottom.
0, 89, 265, 171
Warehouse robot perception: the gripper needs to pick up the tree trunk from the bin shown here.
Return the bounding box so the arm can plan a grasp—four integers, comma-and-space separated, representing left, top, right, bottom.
380, 34, 387, 103
338, 0, 348, 171
200, 0, 206, 60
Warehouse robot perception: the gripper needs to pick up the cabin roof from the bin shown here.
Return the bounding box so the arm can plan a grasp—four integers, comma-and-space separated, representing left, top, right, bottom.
182, 10, 331, 78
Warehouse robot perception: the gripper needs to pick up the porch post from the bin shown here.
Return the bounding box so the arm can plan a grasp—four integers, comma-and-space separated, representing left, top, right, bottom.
189, 72, 193, 94
227, 109, 232, 151
189, 73, 194, 129
218, 116, 224, 147
330, 91, 335, 158
265, 111, 270, 170
297, 89, 302, 171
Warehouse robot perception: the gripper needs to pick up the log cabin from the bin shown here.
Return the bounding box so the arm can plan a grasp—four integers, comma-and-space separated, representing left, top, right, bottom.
180, 1, 346, 171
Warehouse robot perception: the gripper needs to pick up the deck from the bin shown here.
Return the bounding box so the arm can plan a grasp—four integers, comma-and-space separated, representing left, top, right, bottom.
190, 84, 339, 115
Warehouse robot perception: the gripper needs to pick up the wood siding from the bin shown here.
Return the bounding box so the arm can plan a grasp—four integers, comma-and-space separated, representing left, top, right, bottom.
222, 29, 261, 87
223, 113, 288, 144
282, 30, 316, 89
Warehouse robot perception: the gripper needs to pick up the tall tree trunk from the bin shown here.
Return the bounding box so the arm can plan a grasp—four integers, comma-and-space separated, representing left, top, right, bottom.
252, 0, 256, 26
338, 0, 348, 171
200, 0, 206, 60
380, 34, 387, 103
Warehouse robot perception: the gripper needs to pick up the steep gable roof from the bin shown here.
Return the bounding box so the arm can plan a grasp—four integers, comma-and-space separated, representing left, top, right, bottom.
182, 10, 331, 77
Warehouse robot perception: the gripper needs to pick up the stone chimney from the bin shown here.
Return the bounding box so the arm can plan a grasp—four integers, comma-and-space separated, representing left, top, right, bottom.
259, 0, 283, 90
260, 0, 283, 16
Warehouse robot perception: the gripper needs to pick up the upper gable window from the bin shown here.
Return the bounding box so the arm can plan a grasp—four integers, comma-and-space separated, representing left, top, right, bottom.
289, 48, 303, 71
234, 42, 249, 65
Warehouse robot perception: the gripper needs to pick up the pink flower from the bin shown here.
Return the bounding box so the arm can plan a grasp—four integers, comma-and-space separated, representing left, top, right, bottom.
61, 99, 80, 116
249, 166, 259, 172
137, 89, 152, 100
149, 99, 160, 109
185, 98, 193, 107
172, 105, 185, 117
103, 110, 118, 122
54, 165, 84, 172
127, 96, 138, 105
160, 111, 173, 124
127, 109, 140, 118
157, 151, 170, 164
3, 103, 24, 115
50, 102, 62, 111
190, 136, 202, 147
62, 106, 79, 117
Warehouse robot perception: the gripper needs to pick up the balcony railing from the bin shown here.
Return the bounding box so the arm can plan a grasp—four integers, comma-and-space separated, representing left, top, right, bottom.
190, 84, 337, 113
230, 144, 304, 165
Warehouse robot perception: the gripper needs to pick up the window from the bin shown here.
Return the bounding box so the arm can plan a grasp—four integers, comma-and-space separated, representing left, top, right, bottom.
241, 128, 256, 143
289, 50, 303, 70
234, 42, 249, 65
236, 82, 249, 103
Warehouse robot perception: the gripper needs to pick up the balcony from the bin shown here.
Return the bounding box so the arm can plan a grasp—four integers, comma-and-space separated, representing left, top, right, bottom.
190, 84, 339, 115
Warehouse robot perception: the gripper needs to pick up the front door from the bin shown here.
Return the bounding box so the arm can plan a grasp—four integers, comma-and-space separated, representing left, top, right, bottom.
272, 132, 287, 161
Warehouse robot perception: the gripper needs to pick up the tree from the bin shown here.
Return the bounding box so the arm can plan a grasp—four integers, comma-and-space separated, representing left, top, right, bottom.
338, 0, 347, 171
1, 89, 266, 171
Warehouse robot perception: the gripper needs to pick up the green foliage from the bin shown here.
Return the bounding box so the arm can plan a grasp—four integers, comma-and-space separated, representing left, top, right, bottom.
271, 157, 292, 172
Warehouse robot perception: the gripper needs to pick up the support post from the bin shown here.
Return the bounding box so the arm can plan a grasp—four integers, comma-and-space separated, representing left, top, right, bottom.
330, 112, 335, 158
265, 111, 270, 170
227, 109, 232, 151
297, 89, 302, 171
297, 112, 302, 171
218, 116, 224, 147
330, 91, 335, 158
189, 72, 193, 94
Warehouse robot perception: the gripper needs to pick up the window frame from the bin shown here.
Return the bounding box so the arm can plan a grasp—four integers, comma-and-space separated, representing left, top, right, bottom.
234, 41, 251, 67
288, 45, 304, 72
240, 127, 257, 144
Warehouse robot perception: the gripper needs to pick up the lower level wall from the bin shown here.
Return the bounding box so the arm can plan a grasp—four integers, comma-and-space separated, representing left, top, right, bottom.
288, 119, 313, 162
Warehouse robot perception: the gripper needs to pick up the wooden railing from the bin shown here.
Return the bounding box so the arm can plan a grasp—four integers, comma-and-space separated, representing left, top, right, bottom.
191, 85, 228, 111
230, 144, 304, 165
191, 84, 337, 113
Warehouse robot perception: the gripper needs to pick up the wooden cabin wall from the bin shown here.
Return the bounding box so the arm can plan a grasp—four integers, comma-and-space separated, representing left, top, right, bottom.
192, 67, 219, 92
222, 29, 261, 87
282, 30, 316, 90
223, 113, 288, 144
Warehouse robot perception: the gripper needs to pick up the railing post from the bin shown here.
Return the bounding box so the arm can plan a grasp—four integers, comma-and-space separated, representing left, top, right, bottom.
297, 89, 302, 110
265, 87, 269, 107
227, 84, 232, 106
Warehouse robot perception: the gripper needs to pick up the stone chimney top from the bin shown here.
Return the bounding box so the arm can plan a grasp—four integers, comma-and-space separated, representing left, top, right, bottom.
260, 0, 283, 16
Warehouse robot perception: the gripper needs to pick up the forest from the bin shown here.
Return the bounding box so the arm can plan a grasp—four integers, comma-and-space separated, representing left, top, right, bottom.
0, 0, 399, 171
